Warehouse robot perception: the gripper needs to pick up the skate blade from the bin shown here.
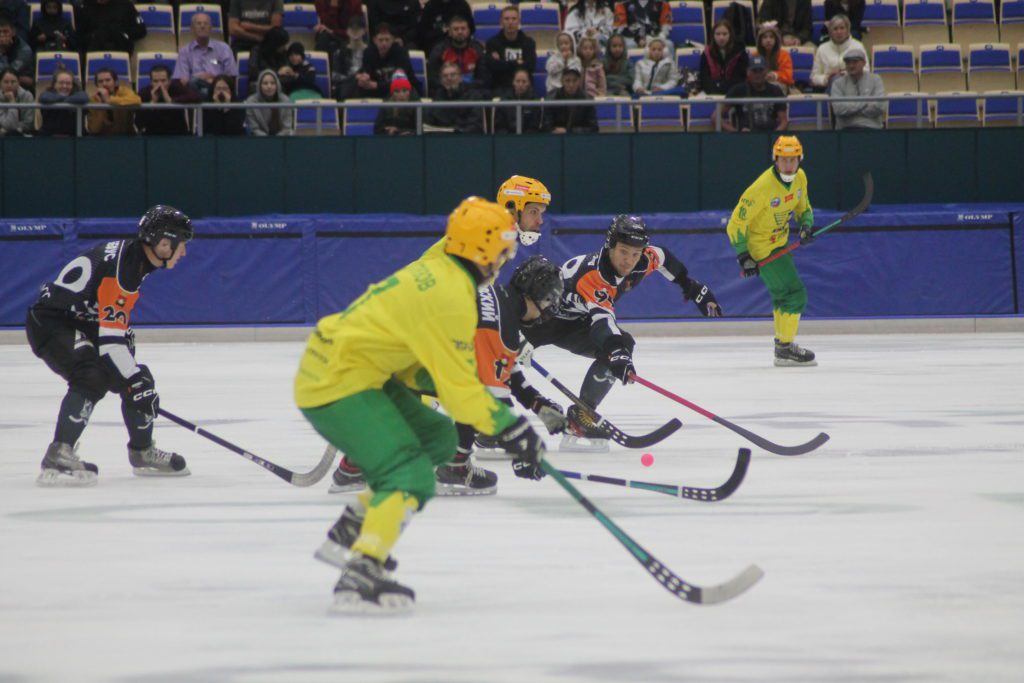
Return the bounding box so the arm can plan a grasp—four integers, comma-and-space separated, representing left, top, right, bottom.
773, 358, 818, 367
473, 449, 512, 461
328, 481, 367, 494
328, 591, 414, 616
132, 466, 191, 477
314, 539, 349, 570
36, 468, 98, 488
435, 483, 497, 497
560, 435, 610, 453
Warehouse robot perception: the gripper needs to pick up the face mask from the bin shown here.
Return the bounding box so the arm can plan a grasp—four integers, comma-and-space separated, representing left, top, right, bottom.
518, 226, 540, 246
779, 170, 797, 182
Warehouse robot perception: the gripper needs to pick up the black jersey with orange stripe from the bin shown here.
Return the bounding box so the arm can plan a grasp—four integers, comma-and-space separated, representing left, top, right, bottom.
474, 283, 542, 408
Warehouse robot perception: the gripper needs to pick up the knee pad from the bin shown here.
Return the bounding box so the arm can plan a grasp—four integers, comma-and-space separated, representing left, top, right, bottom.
68, 362, 111, 403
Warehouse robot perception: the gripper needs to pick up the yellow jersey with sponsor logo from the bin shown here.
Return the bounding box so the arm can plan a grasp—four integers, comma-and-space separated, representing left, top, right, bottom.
726, 167, 813, 261
294, 253, 516, 436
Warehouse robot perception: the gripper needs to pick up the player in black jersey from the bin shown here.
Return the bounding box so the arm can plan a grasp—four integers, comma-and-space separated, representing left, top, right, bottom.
522, 214, 723, 452
25, 205, 194, 487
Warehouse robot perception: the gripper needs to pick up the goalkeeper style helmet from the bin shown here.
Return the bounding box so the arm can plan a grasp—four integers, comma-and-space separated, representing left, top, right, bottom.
605, 214, 650, 249
510, 255, 563, 325
138, 205, 193, 265
444, 196, 518, 269
496, 175, 551, 246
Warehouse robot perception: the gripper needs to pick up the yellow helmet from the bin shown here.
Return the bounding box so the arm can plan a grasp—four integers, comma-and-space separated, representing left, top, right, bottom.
444, 196, 518, 268
496, 175, 552, 214
772, 136, 804, 161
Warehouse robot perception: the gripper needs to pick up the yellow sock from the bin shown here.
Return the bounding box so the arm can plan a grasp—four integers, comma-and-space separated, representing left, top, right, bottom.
773, 310, 782, 340
775, 311, 801, 344
351, 490, 419, 563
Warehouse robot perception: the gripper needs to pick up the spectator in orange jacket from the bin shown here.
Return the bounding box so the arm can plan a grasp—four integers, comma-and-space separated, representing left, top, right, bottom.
757, 23, 793, 90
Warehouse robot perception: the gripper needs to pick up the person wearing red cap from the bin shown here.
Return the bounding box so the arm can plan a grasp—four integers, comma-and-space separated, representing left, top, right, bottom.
373, 69, 419, 135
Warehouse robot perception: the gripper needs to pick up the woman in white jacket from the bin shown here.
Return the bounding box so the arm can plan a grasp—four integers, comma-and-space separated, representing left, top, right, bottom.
632, 38, 680, 96
811, 14, 868, 90
564, 0, 614, 49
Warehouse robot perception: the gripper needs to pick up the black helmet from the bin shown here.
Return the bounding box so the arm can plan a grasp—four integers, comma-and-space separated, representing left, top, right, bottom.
138, 205, 193, 252
606, 214, 649, 249
510, 255, 563, 324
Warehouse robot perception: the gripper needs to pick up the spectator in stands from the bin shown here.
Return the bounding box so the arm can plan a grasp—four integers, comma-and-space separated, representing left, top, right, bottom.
829, 47, 883, 129
38, 68, 87, 135
632, 37, 679, 96
174, 12, 238, 99
613, 0, 671, 51
330, 15, 367, 99
0, 0, 29, 42
313, 0, 362, 53
543, 65, 598, 133
427, 15, 484, 93
565, 0, 614, 49
0, 66, 32, 134
77, 0, 146, 54
86, 67, 141, 136
202, 75, 246, 134
136, 64, 201, 135
248, 26, 290, 86
757, 0, 813, 46
425, 62, 482, 132
576, 37, 606, 97
810, 14, 867, 91
699, 19, 748, 95
366, 0, 420, 48
546, 32, 580, 96
719, 55, 788, 132
485, 5, 537, 92
418, 0, 474, 56
30, 0, 76, 52
373, 69, 418, 134
493, 66, 543, 133
357, 22, 421, 98
279, 42, 321, 96
603, 33, 633, 96
228, 0, 284, 55
245, 69, 295, 134
823, 0, 864, 42
757, 23, 793, 91
0, 14, 32, 90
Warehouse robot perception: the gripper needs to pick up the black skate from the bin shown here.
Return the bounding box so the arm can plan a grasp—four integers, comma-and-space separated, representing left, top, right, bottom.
329, 554, 415, 615
774, 339, 818, 367
36, 441, 98, 488
314, 505, 399, 572
328, 462, 367, 493
560, 405, 611, 453
435, 458, 497, 496
128, 442, 190, 476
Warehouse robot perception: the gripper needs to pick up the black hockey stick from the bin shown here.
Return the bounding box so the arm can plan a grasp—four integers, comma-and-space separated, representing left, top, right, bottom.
559, 448, 750, 502
542, 459, 763, 604
530, 359, 682, 449
158, 408, 336, 487
631, 374, 829, 456
757, 172, 874, 268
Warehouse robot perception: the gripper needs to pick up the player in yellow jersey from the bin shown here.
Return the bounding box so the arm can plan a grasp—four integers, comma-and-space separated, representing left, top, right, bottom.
295, 197, 547, 614
727, 136, 818, 367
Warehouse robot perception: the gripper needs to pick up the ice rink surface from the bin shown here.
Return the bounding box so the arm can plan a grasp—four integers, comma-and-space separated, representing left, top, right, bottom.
1, 332, 1023, 683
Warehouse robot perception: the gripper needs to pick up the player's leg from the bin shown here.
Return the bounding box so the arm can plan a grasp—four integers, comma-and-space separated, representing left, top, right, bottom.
122, 396, 190, 477
435, 421, 498, 495
760, 254, 815, 366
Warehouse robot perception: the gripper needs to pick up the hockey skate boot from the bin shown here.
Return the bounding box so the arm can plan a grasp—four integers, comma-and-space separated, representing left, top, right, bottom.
774, 339, 818, 367
315, 504, 399, 572
328, 459, 367, 493
329, 553, 415, 615
560, 405, 611, 453
435, 454, 497, 496
128, 442, 190, 476
36, 441, 98, 487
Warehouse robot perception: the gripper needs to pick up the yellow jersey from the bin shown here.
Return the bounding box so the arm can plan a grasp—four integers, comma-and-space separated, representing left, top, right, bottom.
726, 167, 813, 261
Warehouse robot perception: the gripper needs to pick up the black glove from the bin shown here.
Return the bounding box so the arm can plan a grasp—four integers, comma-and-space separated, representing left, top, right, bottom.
126, 364, 159, 419
799, 225, 816, 245
737, 252, 759, 278
684, 280, 722, 318
531, 395, 567, 435
606, 344, 635, 384
497, 415, 546, 480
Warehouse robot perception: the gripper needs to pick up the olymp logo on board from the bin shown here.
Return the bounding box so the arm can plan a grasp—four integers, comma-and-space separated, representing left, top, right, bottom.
250, 221, 288, 230
7, 224, 49, 233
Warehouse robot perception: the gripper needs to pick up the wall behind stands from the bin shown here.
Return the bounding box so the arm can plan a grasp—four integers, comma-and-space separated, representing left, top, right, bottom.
1, 129, 1023, 218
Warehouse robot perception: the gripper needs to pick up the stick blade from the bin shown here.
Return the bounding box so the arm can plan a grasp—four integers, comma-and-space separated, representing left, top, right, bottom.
610, 418, 683, 449
289, 445, 339, 487
696, 564, 765, 605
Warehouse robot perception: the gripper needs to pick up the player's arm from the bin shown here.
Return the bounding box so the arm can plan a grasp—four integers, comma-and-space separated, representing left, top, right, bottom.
795, 171, 815, 244
727, 187, 765, 277
508, 366, 566, 434
646, 246, 722, 317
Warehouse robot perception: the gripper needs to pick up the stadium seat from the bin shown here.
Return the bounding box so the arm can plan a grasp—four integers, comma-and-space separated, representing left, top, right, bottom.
28, 2, 74, 29
343, 98, 381, 135
85, 51, 131, 92
933, 90, 981, 126
903, 0, 950, 49
1019, 45, 1024, 87
179, 4, 226, 44
35, 51, 82, 86
787, 46, 816, 86
967, 43, 1014, 90
685, 94, 722, 131
812, 0, 827, 41
952, 0, 999, 46
472, 3, 503, 43
872, 44, 919, 92
306, 50, 331, 97
519, 2, 561, 52
295, 99, 340, 135
408, 49, 427, 96
237, 51, 250, 97
668, 1, 705, 46
788, 94, 830, 130
283, 3, 318, 51
980, 89, 1024, 125
627, 48, 646, 66
885, 91, 930, 127
676, 46, 702, 75
919, 43, 966, 92
1000, 0, 1024, 47
135, 52, 178, 91
637, 95, 684, 131
594, 96, 634, 132
534, 51, 550, 94
136, 5, 178, 55
861, 0, 902, 51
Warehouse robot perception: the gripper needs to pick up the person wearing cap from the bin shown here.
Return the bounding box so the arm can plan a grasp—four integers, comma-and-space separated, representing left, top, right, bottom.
720, 55, 788, 132
830, 46, 884, 129
279, 41, 321, 95
542, 64, 598, 133
810, 14, 868, 91
374, 69, 419, 135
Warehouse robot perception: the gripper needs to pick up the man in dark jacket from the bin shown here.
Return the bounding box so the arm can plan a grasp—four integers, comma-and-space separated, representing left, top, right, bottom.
417, 0, 474, 55
427, 14, 485, 93
484, 5, 536, 92
542, 66, 597, 134
77, 0, 147, 53
757, 0, 814, 46
424, 62, 482, 132
136, 65, 202, 135
493, 66, 543, 133
0, 14, 32, 88
357, 22, 422, 98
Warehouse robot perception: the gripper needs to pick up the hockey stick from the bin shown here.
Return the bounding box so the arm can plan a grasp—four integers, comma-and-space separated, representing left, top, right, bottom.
158, 408, 336, 487
757, 172, 874, 268
629, 375, 829, 456
559, 448, 750, 502
530, 359, 682, 449
542, 459, 763, 604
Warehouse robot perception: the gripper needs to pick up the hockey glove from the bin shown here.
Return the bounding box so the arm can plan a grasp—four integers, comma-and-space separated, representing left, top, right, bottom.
126, 364, 159, 419
498, 415, 546, 480
606, 345, 635, 385
531, 396, 567, 435
799, 225, 816, 245
517, 340, 535, 368
684, 280, 722, 318
737, 252, 759, 278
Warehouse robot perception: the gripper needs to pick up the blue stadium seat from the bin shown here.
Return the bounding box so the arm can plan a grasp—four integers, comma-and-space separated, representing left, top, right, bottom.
306, 50, 331, 97
136, 52, 178, 91
787, 46, 816, 86
676, 46, 701, 75
981, 89, 1024, 125
519, 2, 561, 52
812, 0, 827, 40
534, 51, 550, 93
1000, 0, 1024, 48
237, 51, 250, 97
179, 4, 226, 43
35, 51, 82, 85
667, 1, 705, 46
861, 0, 902, 51
296, 99, 340, 135
136, 5, 177, 54
967, 42, 1014, 90
343, 99, 381, 135
29, 2, 75, 29
952, 0, 999, 45
637, 95, 684, 131
594, 96, 634, 132
408, 49, 427, 96
685, 95, 722, 131
919, 43, 966, 92
472, 3, 503, 43
787, 94, 830, 130
86, 52, 131, 86
934, 90, 981, 126
872, 44, 918, 92
886, 92, 930, 127
903, 0, 949, 48
283, 3, 318, 50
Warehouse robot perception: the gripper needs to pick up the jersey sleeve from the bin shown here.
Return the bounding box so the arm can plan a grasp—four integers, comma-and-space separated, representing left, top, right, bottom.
646, 245, 691, 285
96, 277, 141, 380
726, 185, 764, 254
795, 171, 813, 227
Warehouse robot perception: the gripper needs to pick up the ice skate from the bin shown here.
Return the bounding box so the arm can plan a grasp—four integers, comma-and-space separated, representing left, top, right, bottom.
315, 505, 398, 572
329, 554, 415, 615
774, 339, 817, 367
472, 433, 511, 460
435, 457, 497, 496
128, 442, 190, 476
327, 461, 367, 493
36, 442, 98, 488
560, 405, 610, 453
